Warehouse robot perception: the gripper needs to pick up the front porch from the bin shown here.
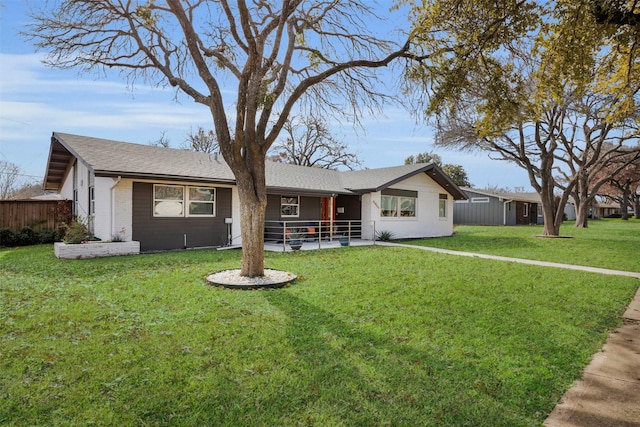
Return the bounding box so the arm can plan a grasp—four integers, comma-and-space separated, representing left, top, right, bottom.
264, 219, 373, 252
265, 237, 375, 252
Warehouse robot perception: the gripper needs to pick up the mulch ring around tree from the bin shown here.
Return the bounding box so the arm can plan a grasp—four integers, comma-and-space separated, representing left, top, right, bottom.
206, 268, 297, 290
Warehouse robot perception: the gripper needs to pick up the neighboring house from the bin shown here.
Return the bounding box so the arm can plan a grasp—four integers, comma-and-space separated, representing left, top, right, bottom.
454, 188, 543, 226
593, 201, 621, 218
44, 132, 466, 251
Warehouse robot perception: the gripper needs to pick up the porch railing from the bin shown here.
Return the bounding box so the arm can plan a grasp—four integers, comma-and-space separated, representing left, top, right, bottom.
264, 219, 362, 251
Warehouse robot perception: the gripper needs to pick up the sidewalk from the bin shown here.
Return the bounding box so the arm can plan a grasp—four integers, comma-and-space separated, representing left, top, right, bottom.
378, 242, 640, 427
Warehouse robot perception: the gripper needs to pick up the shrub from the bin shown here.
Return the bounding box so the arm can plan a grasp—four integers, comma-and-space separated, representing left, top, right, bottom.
0, 228, 17, 247
62, 219, 90, 244
375, 229, 395, 241
17, 227, 39, 246
39, 229, 60, 244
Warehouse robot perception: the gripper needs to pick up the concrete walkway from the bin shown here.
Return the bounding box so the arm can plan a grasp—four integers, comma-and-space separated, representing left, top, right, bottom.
376, 242, 640, 427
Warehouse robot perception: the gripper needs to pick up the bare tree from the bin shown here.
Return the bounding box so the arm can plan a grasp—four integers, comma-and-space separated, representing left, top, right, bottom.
25, 1, 426, 276
148, 131, 171, 148
181, 127, 219, 154
10, 181, 46, 200
552, 96, 640, 228
0, 161, 21, 200
268, 115, 360, 170
597, 152, 640, 219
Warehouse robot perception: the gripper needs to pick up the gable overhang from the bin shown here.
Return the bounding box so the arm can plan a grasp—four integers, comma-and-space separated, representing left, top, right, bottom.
44, 135, 80, 191
348, 164, 467, 200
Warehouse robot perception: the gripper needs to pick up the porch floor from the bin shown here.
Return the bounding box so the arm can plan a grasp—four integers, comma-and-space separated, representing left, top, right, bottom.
264, 238, 375, 252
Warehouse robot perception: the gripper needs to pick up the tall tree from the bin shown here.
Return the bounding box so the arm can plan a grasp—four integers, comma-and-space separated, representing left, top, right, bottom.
552, 98, 640, 228
441, 164, 471, 187
405, 0, 640, 236
596, 151, 640, 219
26, 1, 425, 276
268, 115, 361, 170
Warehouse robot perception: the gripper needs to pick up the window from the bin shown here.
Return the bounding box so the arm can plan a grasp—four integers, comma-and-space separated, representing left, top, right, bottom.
400, 197, 416, 217
281, 196, 299, 217
188, 187, 215, 216
471, 197, 489, 203
89, 186, 95, 215
381, 195, 398, 217
154, 185, 184, 217
153, 185, 216, 217
537, 205, 542, 217
439, 194, 448, 218
381, 189, 418, 218
523, 203, 529, 217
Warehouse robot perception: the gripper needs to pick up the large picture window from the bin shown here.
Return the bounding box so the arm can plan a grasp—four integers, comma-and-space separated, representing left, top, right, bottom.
380, 189, 417, 218
281, 196, 299, 217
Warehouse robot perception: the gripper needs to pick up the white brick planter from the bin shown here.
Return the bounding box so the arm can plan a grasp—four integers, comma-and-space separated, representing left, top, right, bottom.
54, 241, 140, 259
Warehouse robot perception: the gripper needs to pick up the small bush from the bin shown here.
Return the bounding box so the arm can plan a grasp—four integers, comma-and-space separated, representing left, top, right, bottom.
17, 227, 39, 246
375, 229, 395, 241
39, 229, 60, 244
62, 219, 90, 244
0, 228, 17, 247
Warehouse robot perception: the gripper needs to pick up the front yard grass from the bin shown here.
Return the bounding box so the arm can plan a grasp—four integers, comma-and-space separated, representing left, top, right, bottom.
1, 236, 638, 426
405, 218, 640, 272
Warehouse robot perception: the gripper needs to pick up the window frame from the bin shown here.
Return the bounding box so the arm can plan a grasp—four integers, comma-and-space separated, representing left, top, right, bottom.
281, 195, 300, 218
523, 202, 529, 217
153, 184, 185, 217
187, 186, 216, 217
471, 197, 490, 203
380, 194, 398, 217
380, 193, 417, 218
438, 193, 448, 218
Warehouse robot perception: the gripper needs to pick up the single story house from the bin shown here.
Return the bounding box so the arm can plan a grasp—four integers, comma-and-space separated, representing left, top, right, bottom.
454, 188, 543, 226
44, 132, 466, 251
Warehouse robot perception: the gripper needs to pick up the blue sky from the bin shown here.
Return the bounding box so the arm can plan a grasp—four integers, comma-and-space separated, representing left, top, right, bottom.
0, 1, 533, 191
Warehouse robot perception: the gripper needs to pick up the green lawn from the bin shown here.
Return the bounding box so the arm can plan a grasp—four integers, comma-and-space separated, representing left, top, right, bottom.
405, 218, 640, 272
1, 225, 638, 426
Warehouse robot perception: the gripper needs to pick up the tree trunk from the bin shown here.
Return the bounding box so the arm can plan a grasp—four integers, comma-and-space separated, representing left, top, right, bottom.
575, 202, 589, 227
537, 155, 562, 236
573, 173, 590, 228
233, 158, 268, 278
541, 200, 561, 236
620, 183, 630, 220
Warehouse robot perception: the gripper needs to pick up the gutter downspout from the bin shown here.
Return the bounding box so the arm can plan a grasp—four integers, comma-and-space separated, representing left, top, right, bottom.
110, 176, 122, 238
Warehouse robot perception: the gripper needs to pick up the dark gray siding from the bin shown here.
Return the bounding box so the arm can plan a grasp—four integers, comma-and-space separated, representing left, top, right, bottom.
132, 182, 232, 251
265, 194, 322, 221
335, 195, 361, 221
454, 190, 507, 225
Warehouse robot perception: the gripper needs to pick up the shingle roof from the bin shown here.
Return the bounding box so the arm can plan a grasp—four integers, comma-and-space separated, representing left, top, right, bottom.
45, 132, 466, 199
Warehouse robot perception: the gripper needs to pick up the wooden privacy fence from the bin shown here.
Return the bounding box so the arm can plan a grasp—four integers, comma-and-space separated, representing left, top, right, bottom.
0, 200, 73, 232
